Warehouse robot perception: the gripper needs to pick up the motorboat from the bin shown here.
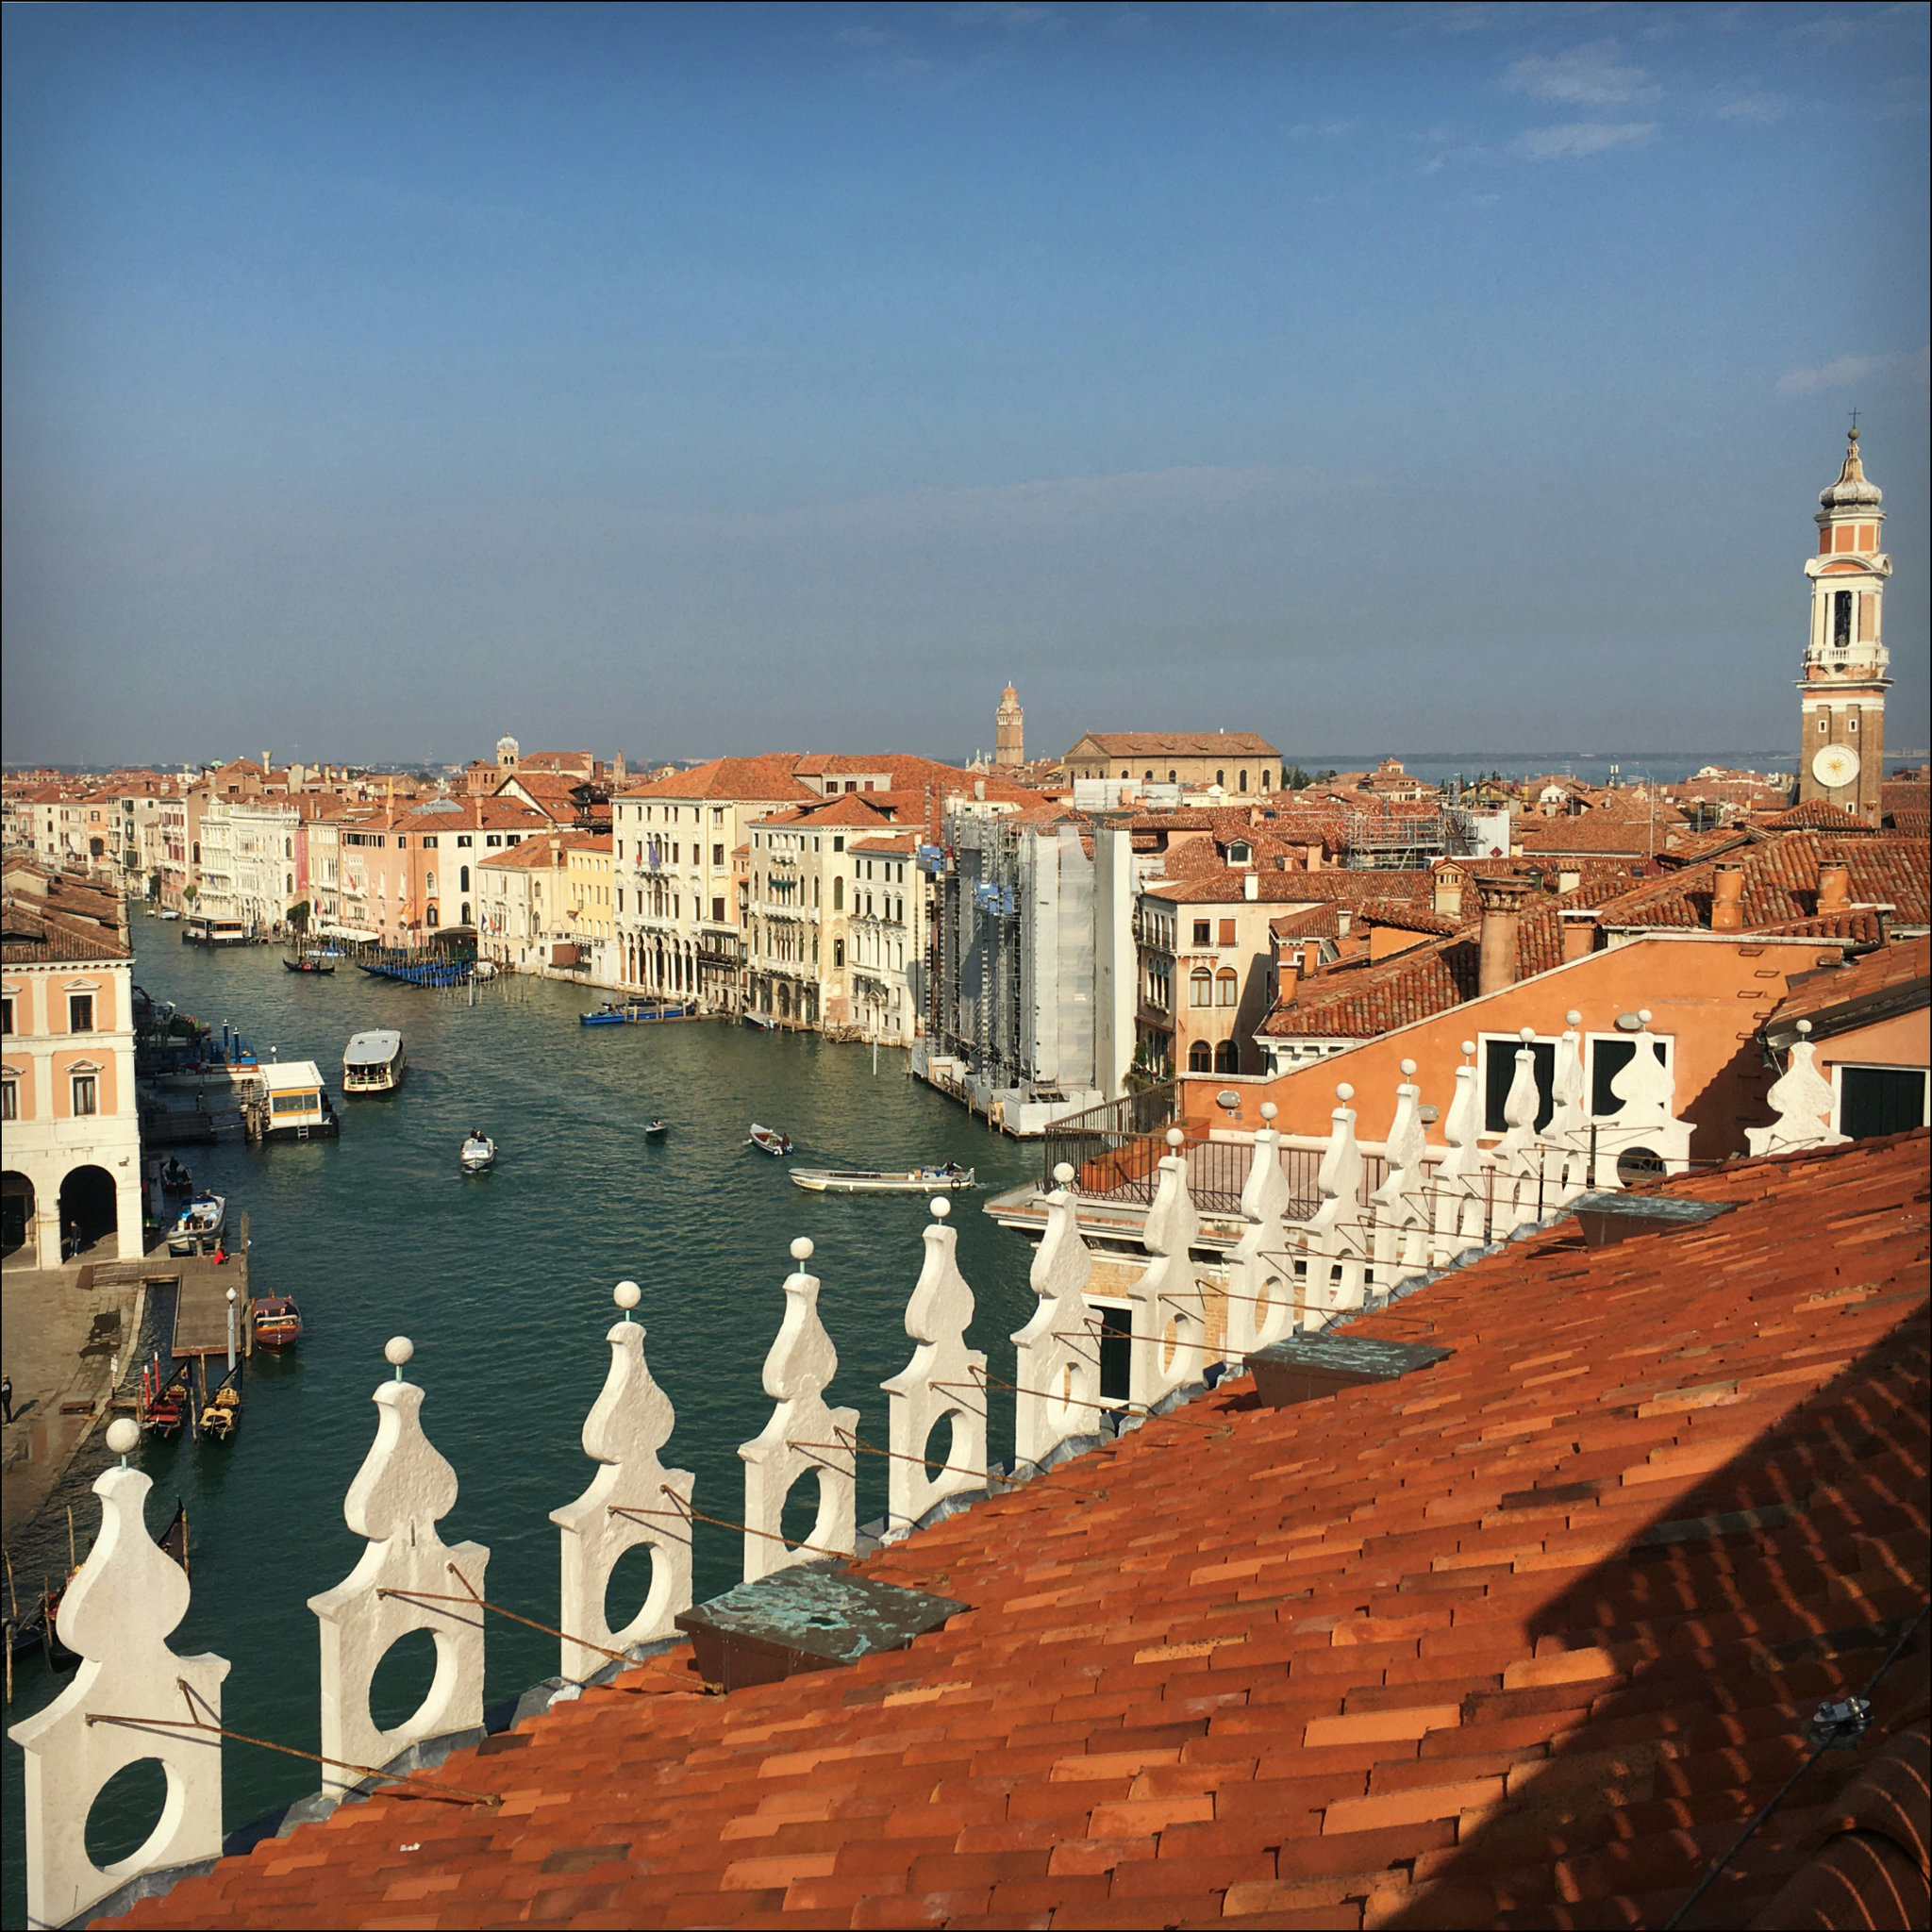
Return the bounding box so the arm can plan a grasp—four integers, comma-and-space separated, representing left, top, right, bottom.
791, 1164, 976, 1194
155, 908, 181, 922
251, 1295, 304, 1349
166, 1191, 226, 1256
642, 1118, 671, 1139
459, 1133, 497, 1174
158, 1158, 195, 1196
472, 959, 498, 980
580, 1004, 631, 1026
747, 1123, 793, 1157
342, 1029, 406, 1095
743, 1011, 775, 1031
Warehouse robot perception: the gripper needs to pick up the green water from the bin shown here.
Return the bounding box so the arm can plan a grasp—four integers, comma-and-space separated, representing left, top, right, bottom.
3, 927, 1039, 1924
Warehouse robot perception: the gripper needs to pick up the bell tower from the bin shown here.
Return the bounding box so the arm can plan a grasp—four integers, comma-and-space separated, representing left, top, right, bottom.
995, 682, 1024, 768
1797, 426, 1890, 824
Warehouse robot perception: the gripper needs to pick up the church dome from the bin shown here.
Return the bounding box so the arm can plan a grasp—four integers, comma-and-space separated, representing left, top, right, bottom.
1819, 430, 1883, 509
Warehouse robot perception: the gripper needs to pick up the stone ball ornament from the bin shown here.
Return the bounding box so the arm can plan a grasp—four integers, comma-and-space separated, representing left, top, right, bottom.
791, 1237, 814, 1263
613, 1280, 641, 1311
384, 1336, 414, 1369
106, 1418, 140, 1458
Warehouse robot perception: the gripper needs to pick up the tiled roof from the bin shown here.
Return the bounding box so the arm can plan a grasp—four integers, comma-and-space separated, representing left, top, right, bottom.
1758, 800, 1880, 832
1152, 869, 1436, 910
1767, 933, 1932, 1035
1887, 809, 1930, 839
789, 794, 904, 827
112, 1131, 1932, 1932
1260, 899, 1579, 1039
1595, 833, 1931, 935
620, 758, 821, 805
1070, 731, 1282, 758
795, 757, 1041, 806
0, 901, 130, 963
846, 835, 918, 856
1512, 817, 1679, 858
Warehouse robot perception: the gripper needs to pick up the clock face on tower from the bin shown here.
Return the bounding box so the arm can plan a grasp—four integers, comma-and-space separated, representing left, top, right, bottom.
1812, 742, 1861, 789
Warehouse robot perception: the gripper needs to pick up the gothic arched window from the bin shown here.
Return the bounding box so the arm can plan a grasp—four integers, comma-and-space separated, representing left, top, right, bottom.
1189, 1041, 1212, 1072
1834, 591, 1854, 647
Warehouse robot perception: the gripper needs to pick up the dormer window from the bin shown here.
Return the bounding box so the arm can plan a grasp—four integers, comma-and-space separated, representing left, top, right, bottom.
1228, 842, 1251, 865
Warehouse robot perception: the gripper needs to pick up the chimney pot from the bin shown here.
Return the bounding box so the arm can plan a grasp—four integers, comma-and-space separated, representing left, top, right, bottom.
1710, 863, 1746, 932
1817, 861, 1851, 915
1475, 875, 1533, 997
1243, 871, 1258, 901
1560, 912, 1597, 962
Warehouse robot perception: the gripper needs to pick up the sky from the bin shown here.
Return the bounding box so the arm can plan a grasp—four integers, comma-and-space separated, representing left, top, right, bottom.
2, 0, 1927, 772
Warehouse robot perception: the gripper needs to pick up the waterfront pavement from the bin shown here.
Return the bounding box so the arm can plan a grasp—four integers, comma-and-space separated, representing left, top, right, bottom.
0, 1253, 148, 1550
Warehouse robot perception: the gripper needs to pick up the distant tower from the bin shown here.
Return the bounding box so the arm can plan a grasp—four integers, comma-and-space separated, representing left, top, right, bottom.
495, 735, 521, 776
1797, 428, 1890, 824
995, 683, 1024, 768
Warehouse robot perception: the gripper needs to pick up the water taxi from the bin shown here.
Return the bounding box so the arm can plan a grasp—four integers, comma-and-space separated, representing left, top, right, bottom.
342, 1029, 406, 1095
580, 1003, 632, 1026
182, 915, 248, 945
790, 1163, 976, 1194
747, 1123, 793, 1157
166, 1191, 226, 1256
250, 1295, 304, 1349
459, 1132, 497, 1174
260, 1061, 341, 1140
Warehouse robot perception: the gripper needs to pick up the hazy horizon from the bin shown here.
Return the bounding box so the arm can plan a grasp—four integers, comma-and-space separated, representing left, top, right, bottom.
4, 3, 1927, 769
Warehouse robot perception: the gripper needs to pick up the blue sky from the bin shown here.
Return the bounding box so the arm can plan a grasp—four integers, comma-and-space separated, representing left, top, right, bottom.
3, 0, 1926, 769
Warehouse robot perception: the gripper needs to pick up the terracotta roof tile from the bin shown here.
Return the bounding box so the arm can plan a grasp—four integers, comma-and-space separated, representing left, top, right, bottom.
108, 1133, 1930, 1932
1766, 932, 1931, 1035
619, 758, 821, 805
1070, 732, 1281, 758
1758, 799, 1882, 832
1596, 832, 1930, 935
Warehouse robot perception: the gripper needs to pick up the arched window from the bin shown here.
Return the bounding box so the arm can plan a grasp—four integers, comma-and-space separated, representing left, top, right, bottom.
1215, 1039, 1241, 1074
426, 906, 440, 928
833, 876, 843, 911
1216, 770, 1224, 787
425, 872, 436, 894
285, 838, 292, 858
834, 938, 845, 968
1121, 769, 1129, 779
459, 866, 470, 891
1188, 1041, 1212, 1072
1261, 770, 1272, 791
1145, 770, 1155, 782
1239, 770, 1249, 792
1216, 969, 1239, 1007
460, 902, 471, 925
1190, 969, 1213, 1008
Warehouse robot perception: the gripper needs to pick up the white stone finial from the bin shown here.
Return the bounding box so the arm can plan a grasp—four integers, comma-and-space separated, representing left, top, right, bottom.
1797, 1018, 1813, 1036
1053, 1160, 1074, 1185
307, 1364, 489, 1791
1336, 1081, 1354, 1102
1015, 1153, 1098, 1465
1461, 1040, 1475, 1060
1165, 1126, 1185, 1148
1400, 1058, 1416, 1077
552, 1295, 693, 1679
1745, 1031, 1847, 1158
1566, 1009, 1581, 1026
8, 1466, 231, 1926
739, 1251, 857, 1583
883, 1201, 988, 1529
1520, 1025, 1537, 1042
107, 1418, 139, 1460
613, 1279, 641, 1312
384, 1336, 413, 1378
1638, 1008, 1653, 1025
1128, 1137, 1207, 1410
929, 1196, 951, 1220
1229, 1103, 1295, 1356
1259, 1101, 1277, 1122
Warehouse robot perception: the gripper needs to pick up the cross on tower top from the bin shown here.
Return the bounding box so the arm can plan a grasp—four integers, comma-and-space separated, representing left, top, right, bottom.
1849, 408, 1860, 437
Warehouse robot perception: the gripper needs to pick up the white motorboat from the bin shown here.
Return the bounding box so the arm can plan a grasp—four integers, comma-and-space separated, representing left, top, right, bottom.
746, 1123, 793, 1157
459, 1133, 496, 1174
343, 1029, 407, 1095
790, 1164, 975, 1194
166, 1191, 226, 1255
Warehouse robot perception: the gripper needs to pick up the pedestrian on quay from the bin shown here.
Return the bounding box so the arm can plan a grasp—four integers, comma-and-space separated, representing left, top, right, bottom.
2, 1374, 13, 1424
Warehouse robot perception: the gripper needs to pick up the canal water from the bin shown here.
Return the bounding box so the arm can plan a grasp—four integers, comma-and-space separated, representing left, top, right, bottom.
3, 926, 1040, 1923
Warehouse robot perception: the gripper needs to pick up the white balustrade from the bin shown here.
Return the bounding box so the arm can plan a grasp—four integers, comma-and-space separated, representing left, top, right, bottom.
1291, 1087, 1370, 1320
1127, 1129, 1208, 1408
1012, 1162, 1103, 1465
1224, 1106, 1297, 1357
551, 1281, 696, 1683
1594, 1010, 1695, 1179
881, 1199, 989, 1529
1746, 1021, 1847, 1157
9, 1422, 230, 1929
1368, 1062, 1432, 1287
739, 1239, 858, 1583
308, 1339, 490, 1793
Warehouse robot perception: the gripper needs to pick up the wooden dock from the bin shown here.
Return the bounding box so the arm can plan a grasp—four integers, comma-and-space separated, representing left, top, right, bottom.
96, 1214, 254, 1359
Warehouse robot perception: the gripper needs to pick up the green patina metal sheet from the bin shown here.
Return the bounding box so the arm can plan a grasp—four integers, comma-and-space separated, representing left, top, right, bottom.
679, 1564, 968, 1666
1247, 1334, 1454, 1381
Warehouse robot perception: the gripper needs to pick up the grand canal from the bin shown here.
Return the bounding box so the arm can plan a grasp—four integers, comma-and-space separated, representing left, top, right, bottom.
3, 926, 1040, 1922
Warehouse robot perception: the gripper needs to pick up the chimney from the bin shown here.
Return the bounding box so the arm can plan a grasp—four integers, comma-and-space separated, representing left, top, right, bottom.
1475, 875, 1533, 997
1243, 871, 1258, 902
1335, 908, 1352, 940
1433, 865, 1461, 919
1710, 863, 1745, 932
1560, 911, 1597, 962
1817, 861, 1851, 916
1304, 842, 1324, 871
1302, 940, 1321, 976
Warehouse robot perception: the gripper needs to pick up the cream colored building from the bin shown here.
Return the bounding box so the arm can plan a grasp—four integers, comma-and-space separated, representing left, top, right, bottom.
611, 757, 818, 1013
